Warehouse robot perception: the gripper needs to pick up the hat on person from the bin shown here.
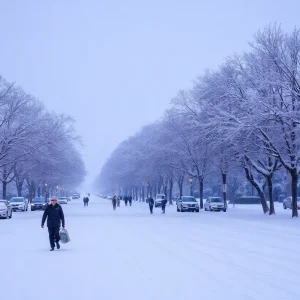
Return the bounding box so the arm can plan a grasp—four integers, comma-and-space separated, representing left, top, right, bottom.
50, 196, 58, 201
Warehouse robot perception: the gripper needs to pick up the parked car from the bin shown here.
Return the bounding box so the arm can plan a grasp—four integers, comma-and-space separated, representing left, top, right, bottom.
31, 197, 48, 211
58, 197, 68, 204
0, 200, 12, 219
176, 196, 199, 212
10, 197, 28, 212
283, 197, 300, 209
72, 193, 80, 199
204, 197, 226, 212
154, 194, 166, 207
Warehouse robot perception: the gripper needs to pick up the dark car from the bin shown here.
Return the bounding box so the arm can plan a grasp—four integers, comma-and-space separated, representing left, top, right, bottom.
31, 197, 48, 211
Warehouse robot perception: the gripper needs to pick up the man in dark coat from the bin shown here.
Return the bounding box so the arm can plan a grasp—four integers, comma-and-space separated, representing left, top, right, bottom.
129, 196, 132, 206
41, 196, 65, 251
161, 196, 167, 214
148, 196, 154, 214
85, 196, 89, 206
112, 195, 117, 210
124, 196, 128, 206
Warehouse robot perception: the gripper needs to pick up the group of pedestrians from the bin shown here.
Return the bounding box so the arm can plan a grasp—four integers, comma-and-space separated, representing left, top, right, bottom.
147, 195, 167, 214
83, 196, 90, 206
123, 195, 132, 206
112, 195, 130, 210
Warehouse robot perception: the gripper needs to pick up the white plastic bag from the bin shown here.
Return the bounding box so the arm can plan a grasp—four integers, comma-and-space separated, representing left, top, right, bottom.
59, 228, 71, 244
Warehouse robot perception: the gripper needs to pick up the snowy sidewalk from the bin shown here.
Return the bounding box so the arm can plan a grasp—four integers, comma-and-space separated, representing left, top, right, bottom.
1, 197, 300, 300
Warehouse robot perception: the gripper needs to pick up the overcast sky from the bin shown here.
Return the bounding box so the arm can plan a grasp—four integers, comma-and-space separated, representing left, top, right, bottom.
0, 0, 299, 189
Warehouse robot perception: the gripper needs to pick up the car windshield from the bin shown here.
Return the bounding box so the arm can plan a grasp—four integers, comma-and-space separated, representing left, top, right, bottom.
182, 197, 196, 202
211, 198, 222, 203
33, 198, 45, 203
10, 198, 24, 202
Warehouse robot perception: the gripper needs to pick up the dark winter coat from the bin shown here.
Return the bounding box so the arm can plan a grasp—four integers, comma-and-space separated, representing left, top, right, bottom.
42, 203, 65, 228
148, 197, 154, 206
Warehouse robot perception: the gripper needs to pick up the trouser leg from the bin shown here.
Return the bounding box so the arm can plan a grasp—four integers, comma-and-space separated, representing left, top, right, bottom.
150, 205, 153, 213
48, 227, 55, 248
54, 226, 60, 243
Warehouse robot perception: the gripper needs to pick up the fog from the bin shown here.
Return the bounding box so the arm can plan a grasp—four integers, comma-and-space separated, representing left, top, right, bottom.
0, 0, 299, 190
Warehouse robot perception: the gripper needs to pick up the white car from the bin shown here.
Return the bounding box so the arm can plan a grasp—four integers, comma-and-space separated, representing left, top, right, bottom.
204, 197, 227, 212
154, 194, 166, 207
176, 196, 199, 212
0, 201, 12, 218
283, 197, 300, 209
58, 197, 68, 204
10, 197, 28, 212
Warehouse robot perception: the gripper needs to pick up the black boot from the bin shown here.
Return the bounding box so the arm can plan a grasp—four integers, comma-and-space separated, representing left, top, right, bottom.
50, 248, 54, 251
56, 242, 60, 249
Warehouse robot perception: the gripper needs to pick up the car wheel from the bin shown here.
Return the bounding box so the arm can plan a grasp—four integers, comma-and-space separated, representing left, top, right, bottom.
283, 203, 287, 209
180, 206, 184, 212
195, 209, 199, 212
9, 211, 12, 218
177, 206, 180, 212
6, 212, 8, 219
223, 209, 227, 212
209, 206, 213, 212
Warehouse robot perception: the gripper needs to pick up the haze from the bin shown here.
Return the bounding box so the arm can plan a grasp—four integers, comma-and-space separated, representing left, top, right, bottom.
0, 0, 299, 189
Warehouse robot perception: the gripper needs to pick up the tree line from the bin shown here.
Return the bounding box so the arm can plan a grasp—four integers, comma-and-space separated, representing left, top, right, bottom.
0, 76, 85, 201
96, 24, 300, 217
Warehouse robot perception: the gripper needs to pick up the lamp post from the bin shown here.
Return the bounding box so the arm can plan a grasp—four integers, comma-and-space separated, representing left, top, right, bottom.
189, 178, 193, 196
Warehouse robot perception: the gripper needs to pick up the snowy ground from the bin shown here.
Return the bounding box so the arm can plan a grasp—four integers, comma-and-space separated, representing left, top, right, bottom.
1, 197, 300, 300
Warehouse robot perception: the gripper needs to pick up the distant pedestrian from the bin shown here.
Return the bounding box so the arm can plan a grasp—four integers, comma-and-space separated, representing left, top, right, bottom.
148, 196, 154, 214
86, 196, 89, 206
124, 196, 128, 206
161, 196, 167, 214
112, 195, 117, 210
83, 197, 87, 206
129, 196, 132, 206
41, 196, 65, 251
117, 196, 120, 207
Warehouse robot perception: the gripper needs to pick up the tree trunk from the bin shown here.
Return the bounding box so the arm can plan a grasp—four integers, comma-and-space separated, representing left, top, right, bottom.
17, 180, 24, 196
198, 176, 204, 209
267, 175, 275, 215
2, 181, 7, 199
222, 172, 227, 208
169, 178, 173, 205
291, 168, 298, 217
164, 185, 168, 201
245, 168, 269, 214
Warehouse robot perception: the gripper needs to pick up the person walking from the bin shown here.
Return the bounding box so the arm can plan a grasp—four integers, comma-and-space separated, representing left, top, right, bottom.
41, 196, 65, 251
117, 196, 120, 207
86, 196, 89, 206
83, 197, 87, 206
112, 195, 117, 210
124, 196, 128, 206
148, 196, 154, 214
129, 195, 132, 206
161, 196, 167, 214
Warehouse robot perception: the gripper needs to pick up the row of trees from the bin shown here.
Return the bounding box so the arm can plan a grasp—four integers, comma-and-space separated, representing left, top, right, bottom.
96, 24, 300, 217
0, 76, 85, 201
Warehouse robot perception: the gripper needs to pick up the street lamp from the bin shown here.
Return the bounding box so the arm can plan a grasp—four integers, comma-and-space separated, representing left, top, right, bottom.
189, 178, 193, 196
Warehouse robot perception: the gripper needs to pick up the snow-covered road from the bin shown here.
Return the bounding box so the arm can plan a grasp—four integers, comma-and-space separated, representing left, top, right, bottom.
1, 196, 300, 300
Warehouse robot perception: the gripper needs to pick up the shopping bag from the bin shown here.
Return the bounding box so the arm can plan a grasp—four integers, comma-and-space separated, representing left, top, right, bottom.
59, 228, 71, 244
